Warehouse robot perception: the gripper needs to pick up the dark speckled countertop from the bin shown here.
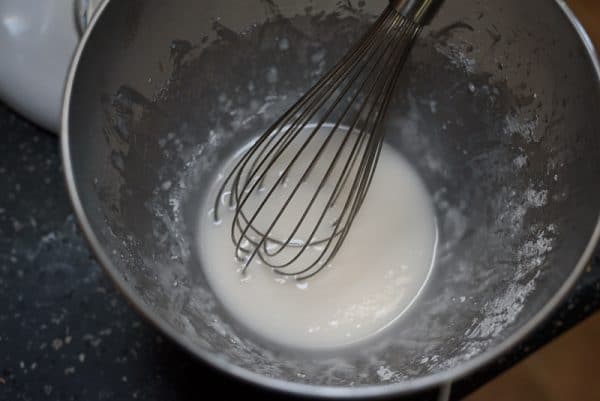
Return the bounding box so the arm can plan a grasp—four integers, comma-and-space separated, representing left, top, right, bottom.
0, 102, 599, 401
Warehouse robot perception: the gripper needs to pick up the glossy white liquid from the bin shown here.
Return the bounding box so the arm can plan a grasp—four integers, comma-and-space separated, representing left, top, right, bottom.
198, 138, 437, 349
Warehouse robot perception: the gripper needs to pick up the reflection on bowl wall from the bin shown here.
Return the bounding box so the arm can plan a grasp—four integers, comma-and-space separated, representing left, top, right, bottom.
62, 0, 600, 397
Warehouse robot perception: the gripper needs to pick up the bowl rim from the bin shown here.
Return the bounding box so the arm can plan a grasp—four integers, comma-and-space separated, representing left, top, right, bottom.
61, 0, 600, 398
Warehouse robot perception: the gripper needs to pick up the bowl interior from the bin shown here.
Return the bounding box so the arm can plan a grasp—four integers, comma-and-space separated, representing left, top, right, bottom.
64, 0, 600, 394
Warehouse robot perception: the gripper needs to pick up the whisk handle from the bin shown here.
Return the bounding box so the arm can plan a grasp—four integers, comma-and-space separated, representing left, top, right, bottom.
389, 0, 443, 25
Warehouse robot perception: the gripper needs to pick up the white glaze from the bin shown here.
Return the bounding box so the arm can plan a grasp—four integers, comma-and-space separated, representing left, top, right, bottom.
198, 139, 437, 349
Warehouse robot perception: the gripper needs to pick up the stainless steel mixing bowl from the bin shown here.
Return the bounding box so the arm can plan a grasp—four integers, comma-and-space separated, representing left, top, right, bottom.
61, 0, 600, 398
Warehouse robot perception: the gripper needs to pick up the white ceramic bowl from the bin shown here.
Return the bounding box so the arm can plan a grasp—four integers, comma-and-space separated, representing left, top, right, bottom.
0, 0, 100, 133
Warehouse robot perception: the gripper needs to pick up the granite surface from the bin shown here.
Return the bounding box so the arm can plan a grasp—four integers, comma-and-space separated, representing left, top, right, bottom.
0, 102, 598, 400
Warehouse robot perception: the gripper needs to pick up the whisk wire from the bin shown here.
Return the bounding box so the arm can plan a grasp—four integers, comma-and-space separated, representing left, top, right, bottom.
258, 18, 417, 265
213, 3, 429, 279
229, 10, 406, 261
235, 15, 410, 263
233, 17, 412, 272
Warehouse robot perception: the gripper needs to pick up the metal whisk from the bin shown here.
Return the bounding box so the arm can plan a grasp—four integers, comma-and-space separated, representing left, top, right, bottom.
214, 0, 441, 280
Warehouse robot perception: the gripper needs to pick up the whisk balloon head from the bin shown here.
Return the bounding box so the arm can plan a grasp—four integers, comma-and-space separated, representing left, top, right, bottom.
214, 2, 435, 280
